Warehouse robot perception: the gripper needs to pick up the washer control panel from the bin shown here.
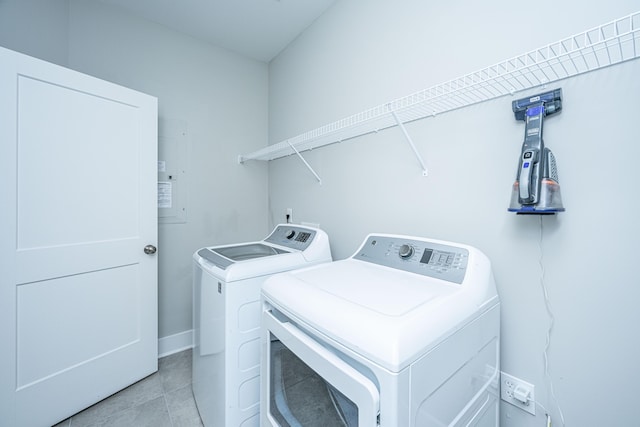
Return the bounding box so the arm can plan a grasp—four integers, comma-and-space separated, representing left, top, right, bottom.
353, 235, 469, 284
265, 225, 317, 250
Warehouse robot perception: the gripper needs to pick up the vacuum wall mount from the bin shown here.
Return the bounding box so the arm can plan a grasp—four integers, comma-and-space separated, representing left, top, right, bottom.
508, 88, 565, 214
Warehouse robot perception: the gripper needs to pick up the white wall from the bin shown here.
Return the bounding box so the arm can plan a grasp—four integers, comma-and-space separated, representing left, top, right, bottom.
65, 0, 269, 340
0, 0, 69, 66
0, 0, 269, 341
268, 1, 640, 426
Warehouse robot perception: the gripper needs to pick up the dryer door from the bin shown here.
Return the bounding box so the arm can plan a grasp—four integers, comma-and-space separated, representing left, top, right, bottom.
262, 310, 379, 427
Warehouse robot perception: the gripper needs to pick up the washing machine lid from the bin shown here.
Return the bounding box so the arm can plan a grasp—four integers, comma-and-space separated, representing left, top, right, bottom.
194, 224, 332, 282
199, 244, 289, 270
214, 243, 288, 261
262, 234, 498, 372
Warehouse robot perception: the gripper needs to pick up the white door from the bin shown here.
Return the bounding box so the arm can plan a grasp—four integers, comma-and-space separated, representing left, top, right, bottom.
0, 47, 158, 427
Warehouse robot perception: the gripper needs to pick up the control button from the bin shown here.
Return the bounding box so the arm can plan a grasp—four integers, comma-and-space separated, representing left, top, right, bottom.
398, 244, 414, 259
285, 230, 296, 239
296, 232, 310, 242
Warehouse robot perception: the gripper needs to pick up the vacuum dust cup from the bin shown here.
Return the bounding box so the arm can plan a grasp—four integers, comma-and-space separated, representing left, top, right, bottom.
509, 177, 565, 213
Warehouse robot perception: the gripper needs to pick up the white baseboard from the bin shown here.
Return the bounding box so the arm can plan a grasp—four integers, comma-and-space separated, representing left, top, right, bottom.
158, 329, 193, 358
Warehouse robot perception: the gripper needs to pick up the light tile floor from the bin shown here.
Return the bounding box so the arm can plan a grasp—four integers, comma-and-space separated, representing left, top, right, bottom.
53, 349, 203, 427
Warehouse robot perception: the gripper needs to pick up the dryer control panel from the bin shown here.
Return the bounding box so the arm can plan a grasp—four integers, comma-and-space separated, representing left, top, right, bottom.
353, 235, 469, 284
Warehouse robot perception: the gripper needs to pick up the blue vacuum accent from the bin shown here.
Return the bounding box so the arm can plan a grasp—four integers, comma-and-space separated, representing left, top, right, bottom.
508, 206, 565, 214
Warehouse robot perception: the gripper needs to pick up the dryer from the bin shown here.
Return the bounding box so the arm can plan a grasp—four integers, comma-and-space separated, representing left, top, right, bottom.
261, 233, 500, 427
192, 224, 331, 427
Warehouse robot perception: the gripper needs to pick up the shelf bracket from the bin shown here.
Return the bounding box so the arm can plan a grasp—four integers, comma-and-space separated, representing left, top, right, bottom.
287, 140, 322, 184
389, 108, 428, 176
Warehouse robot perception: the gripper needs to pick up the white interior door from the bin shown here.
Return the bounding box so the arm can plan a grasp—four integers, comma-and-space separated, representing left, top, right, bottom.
0, 47, 158, 427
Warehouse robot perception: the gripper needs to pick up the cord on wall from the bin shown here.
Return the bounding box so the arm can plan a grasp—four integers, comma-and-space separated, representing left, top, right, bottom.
532, 399, 552, 427
538, 216, 566, 426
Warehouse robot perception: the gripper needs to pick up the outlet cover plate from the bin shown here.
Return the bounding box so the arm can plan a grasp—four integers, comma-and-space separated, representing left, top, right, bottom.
501, 371, 535, 415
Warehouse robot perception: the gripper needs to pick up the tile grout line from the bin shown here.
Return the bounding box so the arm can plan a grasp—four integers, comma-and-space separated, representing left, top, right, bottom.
163, 391, 175, 427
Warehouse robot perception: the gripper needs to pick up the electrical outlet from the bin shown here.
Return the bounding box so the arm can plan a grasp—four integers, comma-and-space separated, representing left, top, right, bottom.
501, 371, 535, 415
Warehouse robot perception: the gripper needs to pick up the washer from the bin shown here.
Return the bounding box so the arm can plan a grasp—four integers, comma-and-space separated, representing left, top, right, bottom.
192, 224, 332, 427
261, 233, 500, 427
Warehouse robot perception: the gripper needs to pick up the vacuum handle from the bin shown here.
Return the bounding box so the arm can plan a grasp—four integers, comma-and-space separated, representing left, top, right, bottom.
519, 150, 536, 202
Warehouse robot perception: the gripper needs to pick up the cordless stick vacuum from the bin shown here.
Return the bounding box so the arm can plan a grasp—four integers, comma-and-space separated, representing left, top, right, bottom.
508, 88, 565, 214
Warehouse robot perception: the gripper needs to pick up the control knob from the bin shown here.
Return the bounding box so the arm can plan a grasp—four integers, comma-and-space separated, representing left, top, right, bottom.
285, 230, 296, 240
398, 244, 414, 259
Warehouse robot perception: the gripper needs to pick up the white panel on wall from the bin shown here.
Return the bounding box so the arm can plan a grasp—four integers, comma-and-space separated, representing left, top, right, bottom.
158, 118, 188, 224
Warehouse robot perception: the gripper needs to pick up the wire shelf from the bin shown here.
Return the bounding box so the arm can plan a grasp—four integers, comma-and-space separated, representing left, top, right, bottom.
239, 11, 640, 163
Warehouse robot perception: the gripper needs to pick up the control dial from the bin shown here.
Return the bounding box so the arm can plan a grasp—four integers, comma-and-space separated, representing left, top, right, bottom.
285, 230, 296, 240
398, 244, 414, 259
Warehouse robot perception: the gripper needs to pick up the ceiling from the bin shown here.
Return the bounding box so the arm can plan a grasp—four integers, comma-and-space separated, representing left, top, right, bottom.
98, 0, 339, 62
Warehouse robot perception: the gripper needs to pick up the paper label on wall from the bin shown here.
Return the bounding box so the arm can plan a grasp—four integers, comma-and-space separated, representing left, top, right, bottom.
157, 160, 166, 172
158, 182, 172, 209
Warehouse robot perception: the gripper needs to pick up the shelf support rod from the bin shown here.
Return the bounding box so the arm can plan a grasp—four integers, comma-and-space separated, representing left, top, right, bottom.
389, 109, 428, 176
287, 141, 322, 184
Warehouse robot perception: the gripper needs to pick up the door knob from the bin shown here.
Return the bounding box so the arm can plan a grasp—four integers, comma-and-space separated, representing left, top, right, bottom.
144, 245, 157, 255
